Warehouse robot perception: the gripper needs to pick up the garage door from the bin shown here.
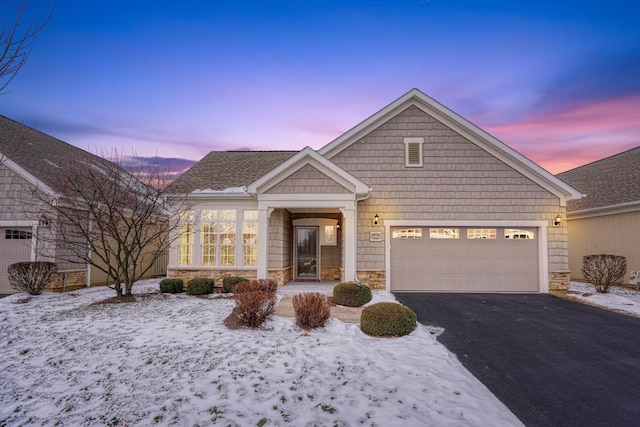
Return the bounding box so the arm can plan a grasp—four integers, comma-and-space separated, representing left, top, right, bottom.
0, 227, 33, 294
390, 227, 539, 292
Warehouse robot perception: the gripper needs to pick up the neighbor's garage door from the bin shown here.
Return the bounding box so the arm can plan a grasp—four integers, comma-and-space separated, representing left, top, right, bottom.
0, 227, 33, 294
390, 227, 539, 292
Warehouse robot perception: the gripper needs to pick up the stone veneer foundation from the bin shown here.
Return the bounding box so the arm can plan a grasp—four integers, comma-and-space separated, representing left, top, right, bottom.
168, 267, 294, 287
549, 271, 571, 292
47, 269, 87, 292
356, 270, 386, 289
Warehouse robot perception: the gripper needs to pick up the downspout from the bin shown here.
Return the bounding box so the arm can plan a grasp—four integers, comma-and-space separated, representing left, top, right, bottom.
352, 189, 372, 283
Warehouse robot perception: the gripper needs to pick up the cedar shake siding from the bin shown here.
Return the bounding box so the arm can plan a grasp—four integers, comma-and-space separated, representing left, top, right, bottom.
265, 164, 351, 194
330, 105, 568, 273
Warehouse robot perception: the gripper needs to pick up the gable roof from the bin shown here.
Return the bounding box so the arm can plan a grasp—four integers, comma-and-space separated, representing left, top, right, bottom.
165, 150, 297, 194
0, 115, 118, 194
319, 88, 582, 205
557, 146, 640, 213
246, 146, 370, 196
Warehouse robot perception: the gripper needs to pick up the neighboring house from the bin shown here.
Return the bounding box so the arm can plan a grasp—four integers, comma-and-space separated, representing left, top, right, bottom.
165, 88, 581, 293
0, 115, 167, 294
557, 146, 640, 284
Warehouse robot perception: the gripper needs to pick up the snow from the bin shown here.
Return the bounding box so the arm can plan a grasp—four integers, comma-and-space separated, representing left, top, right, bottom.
569, 281, 640, 317
192, 187, 247, 194
0, 279, 522, 426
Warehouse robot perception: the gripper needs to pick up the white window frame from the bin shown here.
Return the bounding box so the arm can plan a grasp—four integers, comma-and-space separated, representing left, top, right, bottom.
404, 137, 424, 167
242, 210, 258, 267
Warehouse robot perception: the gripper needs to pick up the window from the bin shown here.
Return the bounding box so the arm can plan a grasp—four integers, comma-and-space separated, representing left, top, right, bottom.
392, 228, 422, 239
177, 211, 194, 266
242, 210, 258, 267
467, 229, 496, 239
505, 229, 535, 239
5, 229, 32, 240
404, 137, 424, 167
201, 210, 236, 267
324, 225, 335, 244
429, 228, 459, 239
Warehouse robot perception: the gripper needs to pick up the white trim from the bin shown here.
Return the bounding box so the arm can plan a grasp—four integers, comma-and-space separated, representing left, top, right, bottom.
246, 146, 371, 196
404, 137, 424, 167
318, 89, 581, 204
257, 193, 356, 202
567, 200, 640, 220
0, 153, 57, 197
384, 220, 548, 293
0, 220, 38, 227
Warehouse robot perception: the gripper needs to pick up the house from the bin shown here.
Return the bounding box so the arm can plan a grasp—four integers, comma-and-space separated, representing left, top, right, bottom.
557, 147, 640, 285
0, 115, 167, 294
165, 89, 582, 293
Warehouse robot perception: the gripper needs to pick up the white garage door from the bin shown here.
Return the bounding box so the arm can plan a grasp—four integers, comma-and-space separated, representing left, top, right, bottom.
390, 227, 539, 292
0, 227, 33, 294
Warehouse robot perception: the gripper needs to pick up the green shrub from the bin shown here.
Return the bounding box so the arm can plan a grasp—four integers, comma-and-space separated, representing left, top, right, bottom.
360, 302, 417, 337
159, 278, 184, 293
223, 276, 249, 293
186, 278, 215, 295
293, 292, 331, 330
333, 282, 372, 307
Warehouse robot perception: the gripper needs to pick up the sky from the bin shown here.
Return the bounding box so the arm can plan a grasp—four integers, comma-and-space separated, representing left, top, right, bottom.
1, 0, 639, 175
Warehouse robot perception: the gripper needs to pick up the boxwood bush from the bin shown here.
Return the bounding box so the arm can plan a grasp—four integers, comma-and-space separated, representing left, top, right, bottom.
333, 282, 372, 307
360, 302, 417, 337
223, 276, 249, 293
159, 278, 184, 293
186, 278, 215, 295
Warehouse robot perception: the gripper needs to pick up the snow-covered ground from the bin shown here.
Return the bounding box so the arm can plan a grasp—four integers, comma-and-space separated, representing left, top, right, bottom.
0, 278, 522, 426
568, 281, 640, 317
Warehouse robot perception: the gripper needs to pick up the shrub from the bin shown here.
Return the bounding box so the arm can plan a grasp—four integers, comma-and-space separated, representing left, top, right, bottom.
582, 254, 627, 293
231, 279, 277, 328
186, 278, 215, 295
293, 292, 331, 330
7, 262, 58, 295
159, 278, 184, 293
360, 302, 417, 337
222, 276, 249, 293
333, 282, 372, 307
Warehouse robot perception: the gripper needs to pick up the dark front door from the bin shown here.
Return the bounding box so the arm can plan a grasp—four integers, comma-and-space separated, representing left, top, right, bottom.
295, 226, 318, 280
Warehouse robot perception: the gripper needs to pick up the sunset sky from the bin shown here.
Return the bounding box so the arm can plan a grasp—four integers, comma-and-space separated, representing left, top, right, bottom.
1, 0, 639, 174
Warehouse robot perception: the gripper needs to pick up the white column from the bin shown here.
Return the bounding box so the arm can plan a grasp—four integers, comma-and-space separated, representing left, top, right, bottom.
341, 207, 356, 282
256, 207, 269, 279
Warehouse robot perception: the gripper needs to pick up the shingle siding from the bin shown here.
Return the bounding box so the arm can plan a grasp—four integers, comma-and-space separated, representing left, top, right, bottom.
265, 164, 350, 194
331, 105, 567, 271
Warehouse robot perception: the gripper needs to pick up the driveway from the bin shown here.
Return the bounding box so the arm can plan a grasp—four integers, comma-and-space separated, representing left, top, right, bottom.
393, 293, 640, 427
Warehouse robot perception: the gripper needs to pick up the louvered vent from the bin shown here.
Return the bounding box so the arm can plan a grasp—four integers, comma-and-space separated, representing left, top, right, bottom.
407, 143, 420, 165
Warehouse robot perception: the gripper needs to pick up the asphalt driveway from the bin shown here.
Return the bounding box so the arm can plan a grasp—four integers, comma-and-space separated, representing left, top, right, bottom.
393, 293, 640, 427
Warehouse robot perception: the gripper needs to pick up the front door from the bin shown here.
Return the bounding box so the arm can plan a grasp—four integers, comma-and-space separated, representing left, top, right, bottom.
295, 226, 319, 281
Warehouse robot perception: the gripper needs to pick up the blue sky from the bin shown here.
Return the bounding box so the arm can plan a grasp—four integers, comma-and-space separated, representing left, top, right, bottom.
1, 0, 639, 173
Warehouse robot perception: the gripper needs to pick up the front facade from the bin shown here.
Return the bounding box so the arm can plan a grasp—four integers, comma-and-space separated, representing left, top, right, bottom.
167, 89, 581, 293
557, 147, 640, 285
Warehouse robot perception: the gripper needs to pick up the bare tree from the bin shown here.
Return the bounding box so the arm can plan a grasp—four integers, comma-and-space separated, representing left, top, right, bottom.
1, 0, 54, 94
27, 151, 191, 297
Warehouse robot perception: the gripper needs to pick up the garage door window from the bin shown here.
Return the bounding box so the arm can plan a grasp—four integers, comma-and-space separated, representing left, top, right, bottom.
429, 228, 459, 239
467, 229, 496, 239
392, 228, 422, 239
505, 229, 534, 239
5, 229, 32, 240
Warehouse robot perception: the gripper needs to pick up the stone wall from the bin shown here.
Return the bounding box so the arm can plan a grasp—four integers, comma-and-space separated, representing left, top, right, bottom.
549, 271, 571, 292
47, 269, 87, 292
357, 270, 386, 289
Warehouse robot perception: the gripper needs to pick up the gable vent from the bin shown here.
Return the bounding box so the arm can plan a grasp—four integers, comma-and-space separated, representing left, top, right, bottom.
404, 137, 424, 167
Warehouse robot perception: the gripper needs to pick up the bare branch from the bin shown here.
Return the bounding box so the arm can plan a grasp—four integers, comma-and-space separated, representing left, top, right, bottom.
1, 0, 54, 94
25, 150, 193, 297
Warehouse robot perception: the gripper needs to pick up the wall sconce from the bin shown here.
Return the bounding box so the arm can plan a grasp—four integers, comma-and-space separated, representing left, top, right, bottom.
553, 215, 562, 227
39, 214, 50, 227
373, 214, 380, 226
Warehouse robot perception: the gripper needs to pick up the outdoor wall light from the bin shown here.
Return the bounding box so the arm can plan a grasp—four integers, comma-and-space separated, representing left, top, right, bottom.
553, 215, 562, 227
39, 214, 50, 227
373, 214, 380, 226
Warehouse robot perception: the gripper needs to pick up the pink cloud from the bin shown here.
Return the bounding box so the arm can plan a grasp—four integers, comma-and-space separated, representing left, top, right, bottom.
485, 95, 640, 173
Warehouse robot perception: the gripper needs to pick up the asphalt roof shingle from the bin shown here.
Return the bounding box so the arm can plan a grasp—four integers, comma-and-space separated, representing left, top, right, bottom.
0, 115, 117, 192
164, 151, 297, 193
557, 146, 640, 212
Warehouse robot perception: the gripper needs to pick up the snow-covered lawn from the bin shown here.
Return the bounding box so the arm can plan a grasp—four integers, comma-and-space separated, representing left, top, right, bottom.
568, 281, 640, 317
0, 278, 522, 426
